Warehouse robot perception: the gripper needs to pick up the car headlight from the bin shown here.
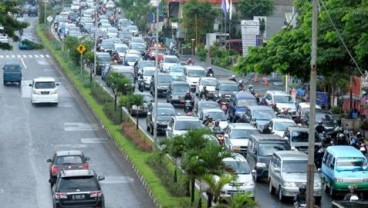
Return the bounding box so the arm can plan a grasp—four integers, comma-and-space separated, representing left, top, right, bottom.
49, 89, 58, 95
231, 146, 241, 151
33, 90, 41, 95
283, 182, 296, 187
256, 162, 266, 168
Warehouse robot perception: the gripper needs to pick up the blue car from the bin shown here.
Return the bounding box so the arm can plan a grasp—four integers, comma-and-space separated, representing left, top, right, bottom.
18, 36, 37, 50
228, 91, 258, 122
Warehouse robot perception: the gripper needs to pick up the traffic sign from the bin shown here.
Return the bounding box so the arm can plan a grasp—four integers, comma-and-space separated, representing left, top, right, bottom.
77, 44, 86, 54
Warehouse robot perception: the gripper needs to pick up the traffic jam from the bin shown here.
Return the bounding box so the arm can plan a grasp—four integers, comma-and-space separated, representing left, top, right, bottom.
39, 0, 368, 207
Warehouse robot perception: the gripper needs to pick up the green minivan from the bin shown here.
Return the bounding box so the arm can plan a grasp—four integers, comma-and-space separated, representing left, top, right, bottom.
3, 62, 22, 86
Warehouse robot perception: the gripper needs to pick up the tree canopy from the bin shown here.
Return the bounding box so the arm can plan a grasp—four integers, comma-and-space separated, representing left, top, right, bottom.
182, 0, 217, 43
0, 0, 29, 50
237, 0, 274, 19
118, 0, 153, 32
233, 0, 368, 81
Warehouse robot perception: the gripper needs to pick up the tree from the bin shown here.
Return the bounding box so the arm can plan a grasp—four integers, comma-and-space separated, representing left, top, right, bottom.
0, 0, 29, 50
202, 174, 235, 206
107, 73, 134, 110
161, 134, 186, 182
233, 0, 368, 82
182, 0, 217, 43
227, 192, 258, 208
118, 0, 153, 32
237, 0, 274, 20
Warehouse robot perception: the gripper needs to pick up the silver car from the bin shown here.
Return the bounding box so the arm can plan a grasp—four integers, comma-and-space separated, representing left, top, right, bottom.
268, 151, 322, 203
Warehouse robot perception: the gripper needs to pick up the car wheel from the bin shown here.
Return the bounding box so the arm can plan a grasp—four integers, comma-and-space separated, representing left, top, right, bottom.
315, 196, 321, 205
278, 186, 284, 202
268, 180, 275, 194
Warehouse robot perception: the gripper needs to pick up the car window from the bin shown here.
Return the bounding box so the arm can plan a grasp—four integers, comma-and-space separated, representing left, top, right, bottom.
201, 79, 217, 86
336, 157, 367, 169
205, 111, 227, 121
224, 161, 251, 174
157, 107, 175, 116
291, 131, 320, 142
173, 84, 189, 93
274, 121, 295, 131
265, 93, 272, 100
58, 176, 98, 191
236, 99, 257, 107
143, 70, 155, 76
4, 64, 21, 72
258, 143, 288, 156
164, 57, 180, 64
274, 95, 293, 103
230, 129, 259, 139
158, 75, 171, 83
174, 120, 201, 130
187, 70, 205, 77
219, 83, 238, 91
282, 160, 308, 173
252, 109, 275, 120
34, 81, 56, 89
55, 156, 83, 165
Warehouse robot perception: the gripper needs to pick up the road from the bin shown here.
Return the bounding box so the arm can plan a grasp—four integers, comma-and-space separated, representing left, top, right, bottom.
0, 16, 155, 208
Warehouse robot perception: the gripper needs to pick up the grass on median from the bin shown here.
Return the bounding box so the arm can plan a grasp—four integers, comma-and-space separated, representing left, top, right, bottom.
36, 24, 196, 208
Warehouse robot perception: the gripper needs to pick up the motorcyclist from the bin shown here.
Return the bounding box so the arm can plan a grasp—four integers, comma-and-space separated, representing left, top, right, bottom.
248, 84, 255, 95
204, 116, 214, 128
343, 185, 358, 201
293, 112, 303, 125
350, 131, 359, 149
229, 75, 237, 82
184, 90, 193, 101
315, 121, 325, 134
335, 133, 349, 145
294, 184, 306, 206
212, 120, 223, 134
238, 80, 244, 91
187, 58, 194, 65
200, 86, 209, 100
206, 67, 214, 77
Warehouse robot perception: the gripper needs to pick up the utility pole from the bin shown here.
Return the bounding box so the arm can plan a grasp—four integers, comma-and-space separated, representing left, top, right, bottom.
93, 0, 98, 84
153, 0, 159, 150
306, 0, 318, 207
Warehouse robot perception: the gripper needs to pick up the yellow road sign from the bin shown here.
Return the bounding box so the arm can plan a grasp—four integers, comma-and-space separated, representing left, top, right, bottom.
77, 44, 86, 54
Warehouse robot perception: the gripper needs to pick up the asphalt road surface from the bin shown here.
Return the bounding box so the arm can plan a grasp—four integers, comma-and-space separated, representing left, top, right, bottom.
0, 16, 154, 208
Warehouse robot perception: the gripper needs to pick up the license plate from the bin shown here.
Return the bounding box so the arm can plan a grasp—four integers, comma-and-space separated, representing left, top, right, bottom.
180, 99, 184, 103
72, 194, 85, 200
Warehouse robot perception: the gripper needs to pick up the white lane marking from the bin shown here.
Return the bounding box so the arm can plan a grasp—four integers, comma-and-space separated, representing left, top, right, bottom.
5, 55, 9, 58
17, 55, 21, 58
34, 55, 39, 58
23, 55, 27, 58
11, 55, 15, 58
64, 123, 99, 131
20, 58, 27, 69
37, 60, 48, 65
46, 54, 50, 58
80, 138, 108, 144
28, 55, 33, 58
40, 55, 44, 58
100, 176, 134, 184
0, 55, 3, 58
52, 144, 88, 148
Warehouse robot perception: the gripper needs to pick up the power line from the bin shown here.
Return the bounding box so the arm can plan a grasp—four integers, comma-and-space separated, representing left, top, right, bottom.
320, 0, 364, 76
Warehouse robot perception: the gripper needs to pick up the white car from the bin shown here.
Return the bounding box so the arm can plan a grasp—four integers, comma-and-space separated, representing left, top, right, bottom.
196, 77, 218, 97
105, 1, 115, 9
263, 118, 296, 137
124, 53, 140, 66
160, 55, 180, 72
217, 153, 255, 199
140, 67, 156, 89
200, 108, 229, 130
29, 77, 59, 105
166, 116, 202, 139
184, 65, 206, 92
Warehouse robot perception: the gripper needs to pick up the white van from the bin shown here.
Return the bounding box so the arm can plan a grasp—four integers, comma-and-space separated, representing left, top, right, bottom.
29, 77, 59, 105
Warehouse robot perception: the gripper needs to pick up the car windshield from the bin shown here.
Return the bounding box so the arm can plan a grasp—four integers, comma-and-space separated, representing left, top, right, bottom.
173, 85, 189, 93
170, 66, 185, 72
157, 107, 175, 116
174, 120, 202, 131
126, 56, 139, 62
199, 102, 219, 110
282, 160, 308, 173
201, 79, 217, 86
139, 61, 154, 68
35, 81, 56, 89
158, 75, 171, 83
206, 111, 227, 121
291, 131, 320, 142
188, 70, 205, 77
315, 111, 334, 123
253, 110, 275, 120
224, 161, 251, 174
230, 129, 259, 139
58, 176, 98, 191
132, 44, 145, 49
151, 49, 166, 54
143, 95, 153, 103
219, 83, 238, 91
274, 95, 293, 103
143, 70, 155, 76
336, 158, 367, 170
4, 65, 21, 72
164, 57, 180, 64
236, 99, 257, 107
274, 121, 296, 131
258, 143, 288, 156
55, 156, 83, 165
115, 46, 128, 53
97, 54, 111, 62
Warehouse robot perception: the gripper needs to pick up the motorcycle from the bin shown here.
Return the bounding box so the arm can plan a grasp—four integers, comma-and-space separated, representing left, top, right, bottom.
138, 78, 144, 92
215, 133, 225, 145
184, 99, 193, 114
294, 201, 306, 208
206, 72, 214, 77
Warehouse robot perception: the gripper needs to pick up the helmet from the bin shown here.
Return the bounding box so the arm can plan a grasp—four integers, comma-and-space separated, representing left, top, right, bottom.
248, 84, 253, 89
299, 184, 306, 193
318, 121, 323, 125
357, 132, 362, 137
207, 67, 212, 70
231, 75, 236, 79
215, 120, 220, 125
337, 133, 345, 139
238, 80, 243, 84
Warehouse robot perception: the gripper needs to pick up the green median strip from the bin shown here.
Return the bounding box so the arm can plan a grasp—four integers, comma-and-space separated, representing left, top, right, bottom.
35, 24, 193, 208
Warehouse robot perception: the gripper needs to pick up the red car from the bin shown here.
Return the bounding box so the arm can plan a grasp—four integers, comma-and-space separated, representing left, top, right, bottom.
47, 150, 90, 187
147, 47, 167, 61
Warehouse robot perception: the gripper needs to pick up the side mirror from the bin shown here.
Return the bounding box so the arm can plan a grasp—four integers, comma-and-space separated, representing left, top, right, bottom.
46, 159, 52, 163
98, 176, 105, 181
167, 126, 172, 131
29, 83, 32, 87
251, 169, 256, 174
147, 112, 152, 116
274, 168, 280, 173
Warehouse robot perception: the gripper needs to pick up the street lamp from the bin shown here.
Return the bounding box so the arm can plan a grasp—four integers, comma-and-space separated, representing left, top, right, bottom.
153, 0, 159, 150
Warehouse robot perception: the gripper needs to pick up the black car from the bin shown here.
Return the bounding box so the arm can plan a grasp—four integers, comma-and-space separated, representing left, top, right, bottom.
146, 102, 175, 135
228, 91, 258, 122
302, 108, 337, 132
150, 73, 172, 97
28, 5, 38, 16
52, 169, 105, 208
215, 80, 238, 100
166, 81, 191, 106
193, 100, 219, 117
47, 150, 90, 187
96, 52, 111, 75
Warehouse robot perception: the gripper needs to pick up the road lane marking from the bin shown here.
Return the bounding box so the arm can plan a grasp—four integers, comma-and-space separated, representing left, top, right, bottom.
46, 54, 50, 58
99, 176, 134, 184
20, 58, 27, 69
23, 55, 27, 58
64, 123, 99, 131
5, 55, 9, 58
80, 138, 108, 144
53, 144, 88, 148
34, 55, 39, 58
11, 55, 15, 58
40, 55, 44, 58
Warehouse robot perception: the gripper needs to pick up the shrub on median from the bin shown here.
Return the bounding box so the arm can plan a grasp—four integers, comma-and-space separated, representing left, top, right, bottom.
122, 121, 152, 151
91, 84, 114, 104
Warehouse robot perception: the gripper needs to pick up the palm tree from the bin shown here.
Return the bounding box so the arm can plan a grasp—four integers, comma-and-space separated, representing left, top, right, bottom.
160, 134, 186, 182
228, 192, 258, 208
202, 174, 235, 207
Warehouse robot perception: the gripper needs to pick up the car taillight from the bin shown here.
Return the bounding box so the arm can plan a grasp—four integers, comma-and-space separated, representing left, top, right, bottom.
82, 163, 89, 169
51, 165, 59, 175
90, 191, 102, 198
54, 192, 67, 199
